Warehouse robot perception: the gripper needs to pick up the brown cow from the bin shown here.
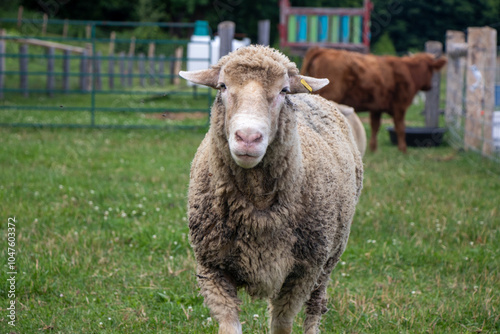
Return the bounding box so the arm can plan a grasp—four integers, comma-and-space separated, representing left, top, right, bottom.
300, 47, 447, 153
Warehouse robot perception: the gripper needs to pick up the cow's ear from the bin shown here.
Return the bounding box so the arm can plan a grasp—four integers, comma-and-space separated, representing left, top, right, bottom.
432, 57, 447, 71
179, 68, 220, 88
289, 75, 329, 94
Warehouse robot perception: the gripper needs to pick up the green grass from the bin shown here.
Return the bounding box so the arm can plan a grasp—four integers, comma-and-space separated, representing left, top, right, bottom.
0, 103, 499, 333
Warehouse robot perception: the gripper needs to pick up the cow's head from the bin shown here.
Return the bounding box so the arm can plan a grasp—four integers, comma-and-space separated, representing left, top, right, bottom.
408, 53, 447, 91
180, 46, 328, 169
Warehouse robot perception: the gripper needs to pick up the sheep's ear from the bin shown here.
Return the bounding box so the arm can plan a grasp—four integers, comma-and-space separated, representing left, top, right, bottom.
179, 68, 220, 88
289, 75, 329, 94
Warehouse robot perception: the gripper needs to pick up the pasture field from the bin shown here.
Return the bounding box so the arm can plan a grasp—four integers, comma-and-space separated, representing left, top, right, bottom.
0, 102, 499, 333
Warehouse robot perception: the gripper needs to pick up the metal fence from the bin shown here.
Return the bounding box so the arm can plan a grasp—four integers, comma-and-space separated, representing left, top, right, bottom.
0, 18, 212, 129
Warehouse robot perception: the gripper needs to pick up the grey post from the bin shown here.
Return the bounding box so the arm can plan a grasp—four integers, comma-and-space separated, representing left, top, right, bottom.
63, 50, 70, 93
119, 51, 125, 86
95, 51, 102, 90
19, 44, 28, 97
218, 21, 235, 59
46, 46, 55, 97
139, 53, 145, 87
159, 54, 165, 86
258, 20, 270, 46
0, 29, 5, 99
80, 48, 88, 91
109, 52, 115, 90
424, 41, 443, 128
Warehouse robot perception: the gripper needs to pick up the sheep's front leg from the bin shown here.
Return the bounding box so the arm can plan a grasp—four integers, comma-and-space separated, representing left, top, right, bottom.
197, 265, 242, 334
269, 279, 314, 334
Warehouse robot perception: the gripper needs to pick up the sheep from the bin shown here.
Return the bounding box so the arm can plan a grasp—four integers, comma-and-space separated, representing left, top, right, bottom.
180, 45, 363, 334
334, 103, 367, 157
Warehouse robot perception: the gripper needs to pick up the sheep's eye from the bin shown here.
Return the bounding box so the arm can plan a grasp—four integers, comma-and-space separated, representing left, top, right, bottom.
217, 83, 227, 90
281, 87, 290, 94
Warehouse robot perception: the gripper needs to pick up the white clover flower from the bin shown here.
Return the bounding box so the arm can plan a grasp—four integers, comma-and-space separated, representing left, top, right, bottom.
253, 314, 259, 319
155, 207, 160, 212
90, 190, 95, 194
152, 235, 157, 239
59, 185, 64, 189
60, 293, 64, 297
188, 306, 193, 312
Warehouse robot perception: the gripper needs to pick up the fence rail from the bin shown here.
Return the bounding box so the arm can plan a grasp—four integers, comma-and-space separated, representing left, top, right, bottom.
0, 18, 212, 129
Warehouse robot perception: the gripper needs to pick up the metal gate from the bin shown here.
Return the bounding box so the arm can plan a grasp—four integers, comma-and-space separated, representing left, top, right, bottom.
0, 18, 212, 129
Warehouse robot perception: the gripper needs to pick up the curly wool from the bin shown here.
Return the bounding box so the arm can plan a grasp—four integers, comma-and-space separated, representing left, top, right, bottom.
187, 45, 363, 332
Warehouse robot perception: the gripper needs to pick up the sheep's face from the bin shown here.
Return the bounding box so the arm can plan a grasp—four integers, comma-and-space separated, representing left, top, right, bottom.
179, 46, 328, 169
215, 69, 289, 168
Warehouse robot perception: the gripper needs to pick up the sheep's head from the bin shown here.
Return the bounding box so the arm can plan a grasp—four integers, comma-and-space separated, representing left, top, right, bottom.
180, 45, 328, 169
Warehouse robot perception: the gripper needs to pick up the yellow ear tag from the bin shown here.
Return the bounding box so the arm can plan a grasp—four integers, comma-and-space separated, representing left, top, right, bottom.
300, 78, 313, 93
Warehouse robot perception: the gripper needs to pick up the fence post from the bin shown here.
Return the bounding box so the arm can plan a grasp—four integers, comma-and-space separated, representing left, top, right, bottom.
63, 49, 70, 93
95, 51, 102, 90
17, 6, 23, 29
445, 31, 466, 135
80, 48, 88, 91
19, 44, 28, 97
424, 41, 443, 128
172, 47, 183, 85
128, 37, 135, 87
46, 47, 55, 97
258, 20, 270, 46
119, 51, 125, 86
42, 13, 48, 36
218, 21, 235, 59
0, 29, 5, 99
63, 19, 69, 38
108, 52, 114, 90
148, 42, 155, 85
109, 31, 116, 55
464, 27, 497, 155
139, 53, 145, 87
159, 54, 165, 86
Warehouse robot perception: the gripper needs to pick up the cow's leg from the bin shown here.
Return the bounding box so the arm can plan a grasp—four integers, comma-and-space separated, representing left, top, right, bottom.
393, 110, 407, 153
369, 112, 382, 152
197, 265, 242, 334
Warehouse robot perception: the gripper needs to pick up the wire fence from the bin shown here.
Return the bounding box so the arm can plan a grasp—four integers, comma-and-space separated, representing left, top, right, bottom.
0, 18, 212, 129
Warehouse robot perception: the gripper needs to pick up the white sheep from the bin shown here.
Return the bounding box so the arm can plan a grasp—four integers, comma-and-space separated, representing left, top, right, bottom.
180, 45, 363, 334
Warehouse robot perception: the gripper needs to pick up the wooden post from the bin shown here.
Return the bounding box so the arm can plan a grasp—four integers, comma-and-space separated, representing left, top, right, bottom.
128, 37, 135, 87
95, 51, 102, 90
19, 44, 28, 97
445, 31, 467, 133
218, 21, 235, 59
158, 54, 165, 86
80, 48, 88, 91
148, 42, 155, 85
62, 19, 69, 38
465, 27, 497, 155
109, 31, 116, 55
424, 41, 443, 128
85, 43, 92, 91
108, 52, 114, 90
42, 13, 48, 36
172, 47, 183, 85
108, 31, 116, 90
258, 20, 270, 46
17, 6, 23, 29
0, 29, 5, 99
86, 24, 91, 40
46, 47, 55, 97
63, 50, 70, 93
138, 53, 145, 87
127, 54, 133, 87
119, 51, 125, 86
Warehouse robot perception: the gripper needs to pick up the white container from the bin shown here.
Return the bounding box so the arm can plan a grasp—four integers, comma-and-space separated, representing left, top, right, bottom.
493, 111, 500, 150
186, 35, 250, 86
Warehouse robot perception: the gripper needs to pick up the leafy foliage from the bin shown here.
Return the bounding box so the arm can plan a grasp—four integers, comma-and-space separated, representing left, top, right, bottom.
14, 0, 500, 52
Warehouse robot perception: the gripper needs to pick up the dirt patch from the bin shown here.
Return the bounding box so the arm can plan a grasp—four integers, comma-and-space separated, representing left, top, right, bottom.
146, 112, 208, 121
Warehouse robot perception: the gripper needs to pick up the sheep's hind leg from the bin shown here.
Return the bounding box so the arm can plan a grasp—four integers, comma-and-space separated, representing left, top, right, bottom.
303, 281, 329, 334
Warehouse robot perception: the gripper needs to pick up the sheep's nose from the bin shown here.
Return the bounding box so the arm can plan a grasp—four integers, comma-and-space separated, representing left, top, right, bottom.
235, 130, 263, 145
